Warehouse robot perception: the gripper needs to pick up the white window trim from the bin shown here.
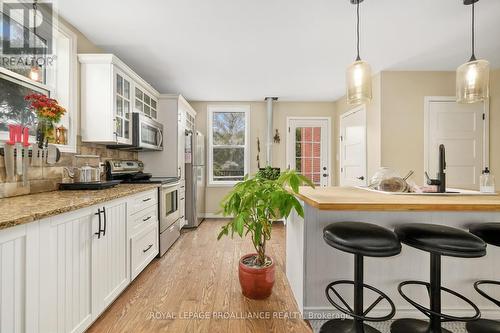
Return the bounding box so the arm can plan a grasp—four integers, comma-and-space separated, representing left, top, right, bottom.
0, 13, 78, 153
207, 105, 250, 187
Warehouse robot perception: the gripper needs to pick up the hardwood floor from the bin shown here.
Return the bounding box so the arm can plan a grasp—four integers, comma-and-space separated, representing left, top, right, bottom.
87, 219, 312, 333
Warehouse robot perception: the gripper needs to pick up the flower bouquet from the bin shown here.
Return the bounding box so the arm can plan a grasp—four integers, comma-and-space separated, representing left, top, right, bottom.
25, 93, 66, 147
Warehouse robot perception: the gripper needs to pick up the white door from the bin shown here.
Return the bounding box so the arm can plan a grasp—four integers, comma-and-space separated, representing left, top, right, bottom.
0, 225, 28, 333
92, 200, 128, 319
425, 98, 487, 190
113, 68, 132, 145
340, 106, 367, 186
38, 208, 93, 333
287, 118, 331, 187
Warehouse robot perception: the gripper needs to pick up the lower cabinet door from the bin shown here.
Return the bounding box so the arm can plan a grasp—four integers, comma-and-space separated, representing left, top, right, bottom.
0, 224, 29, 333
91, 199, 129, 318
130, 223, 158, 281
38, 208, 94, 333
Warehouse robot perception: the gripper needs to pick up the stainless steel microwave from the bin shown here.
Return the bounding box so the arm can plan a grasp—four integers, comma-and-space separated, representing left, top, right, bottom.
122, 112, 163, 151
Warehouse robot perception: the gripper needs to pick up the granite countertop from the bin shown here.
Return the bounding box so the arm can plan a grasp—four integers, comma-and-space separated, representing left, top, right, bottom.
295, 186, 500, 211
0, 183, 160, 230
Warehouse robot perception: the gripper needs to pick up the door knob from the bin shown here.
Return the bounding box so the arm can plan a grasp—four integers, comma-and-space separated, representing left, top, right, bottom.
357, 176, 365, 180
323, 173, 329, 177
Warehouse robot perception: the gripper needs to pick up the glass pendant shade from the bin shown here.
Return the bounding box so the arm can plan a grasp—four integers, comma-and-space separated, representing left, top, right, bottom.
346, 60, 372, 105
456, 58, 490, 103
29, 66, 41, 82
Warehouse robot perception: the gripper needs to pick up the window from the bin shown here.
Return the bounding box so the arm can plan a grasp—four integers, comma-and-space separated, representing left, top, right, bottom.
208, 105, 250, 186
0, 11, 77, 152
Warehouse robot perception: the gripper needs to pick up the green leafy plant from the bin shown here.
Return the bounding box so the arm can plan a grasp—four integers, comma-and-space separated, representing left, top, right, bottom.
257, 166, 281, 181
218, 169, 314, 267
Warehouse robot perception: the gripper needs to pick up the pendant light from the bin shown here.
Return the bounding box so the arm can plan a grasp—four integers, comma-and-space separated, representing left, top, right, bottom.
346, 0, 372, 105
456, 0, 489, 104
29, 0, 41, 82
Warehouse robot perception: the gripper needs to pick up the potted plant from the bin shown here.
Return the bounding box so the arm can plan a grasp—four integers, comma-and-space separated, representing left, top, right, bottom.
25, 93, 66, 147
218, 169, 314, 299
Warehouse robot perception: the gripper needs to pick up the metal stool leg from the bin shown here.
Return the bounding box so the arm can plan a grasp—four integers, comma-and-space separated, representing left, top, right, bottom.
391, 253, 453, 333
466, 280, 500, 333
320, 255, 383, 333
429, 254, 444, 332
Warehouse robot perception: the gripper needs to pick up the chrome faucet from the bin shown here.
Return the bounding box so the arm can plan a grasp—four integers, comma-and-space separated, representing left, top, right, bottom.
425, 144, 446, 193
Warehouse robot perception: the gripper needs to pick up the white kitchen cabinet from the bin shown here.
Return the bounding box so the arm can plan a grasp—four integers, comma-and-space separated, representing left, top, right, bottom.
37, 197, 129, 333
0, 224, 29, 333
135, 85, 159, 119
91, 199, 129, 318
0, 189, 160, 333
38, 208, 94, 333
127, 190, 159, 281
79, 54, 159, 145
130, 223, 158, 280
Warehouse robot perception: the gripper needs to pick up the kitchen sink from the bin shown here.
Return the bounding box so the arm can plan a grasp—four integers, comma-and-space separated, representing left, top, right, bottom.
356, 186, 498, 196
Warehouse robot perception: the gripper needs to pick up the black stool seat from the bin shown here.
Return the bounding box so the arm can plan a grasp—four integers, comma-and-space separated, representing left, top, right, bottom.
470, 222, 500, 247
395, 223, 486, 258
323, 222, 401, 257
467, 223, 500, 333
321, 222, 401, 333
391, 223, 485, 333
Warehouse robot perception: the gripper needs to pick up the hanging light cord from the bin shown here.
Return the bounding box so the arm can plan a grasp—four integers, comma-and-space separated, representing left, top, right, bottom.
33, 0, 37, 37
356, 1, 361, 61
470, 2, 476, 61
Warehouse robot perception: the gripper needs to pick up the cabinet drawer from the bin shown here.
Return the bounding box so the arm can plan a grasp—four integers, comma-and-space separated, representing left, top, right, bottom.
159, 222, 180, 256
129, 205, 158, 237
131, 224, 158, 280
131, 190, 158, 215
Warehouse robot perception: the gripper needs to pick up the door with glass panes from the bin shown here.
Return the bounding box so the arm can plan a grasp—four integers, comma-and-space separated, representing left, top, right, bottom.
114, 69, 132, 144
287, 118, 330, 187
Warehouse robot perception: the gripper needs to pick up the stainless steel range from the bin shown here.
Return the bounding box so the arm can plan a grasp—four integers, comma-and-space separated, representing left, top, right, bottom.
106, 160, 180, 256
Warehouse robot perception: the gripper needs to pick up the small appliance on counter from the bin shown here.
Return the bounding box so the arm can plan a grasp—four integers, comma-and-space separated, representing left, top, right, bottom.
106, 159, 181, 256
59, 155, 120, 190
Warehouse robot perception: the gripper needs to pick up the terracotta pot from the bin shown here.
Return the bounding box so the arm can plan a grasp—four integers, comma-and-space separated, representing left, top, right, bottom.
238, 253, 275, 299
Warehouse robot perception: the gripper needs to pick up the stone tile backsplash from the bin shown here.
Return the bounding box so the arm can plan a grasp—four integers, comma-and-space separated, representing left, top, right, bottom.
0, 136, 137, 198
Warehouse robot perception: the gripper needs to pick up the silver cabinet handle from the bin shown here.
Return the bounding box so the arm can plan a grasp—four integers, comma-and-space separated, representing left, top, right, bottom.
143, 244, 153, 253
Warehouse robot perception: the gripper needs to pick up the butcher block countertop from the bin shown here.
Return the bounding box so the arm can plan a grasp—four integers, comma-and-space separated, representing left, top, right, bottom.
0, 183, 160, 230
295, 186, 500, 212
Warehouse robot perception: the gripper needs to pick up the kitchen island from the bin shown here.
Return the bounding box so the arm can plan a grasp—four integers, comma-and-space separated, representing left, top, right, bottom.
286, 186, 500, 320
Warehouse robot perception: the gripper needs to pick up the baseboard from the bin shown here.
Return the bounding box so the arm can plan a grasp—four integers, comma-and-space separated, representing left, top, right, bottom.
202, 213, 232, 219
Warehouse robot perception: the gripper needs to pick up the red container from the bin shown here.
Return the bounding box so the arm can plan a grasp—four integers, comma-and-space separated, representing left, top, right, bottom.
22, 127, 30, 147
238, 253, 275, 300
7, 124, 18, 145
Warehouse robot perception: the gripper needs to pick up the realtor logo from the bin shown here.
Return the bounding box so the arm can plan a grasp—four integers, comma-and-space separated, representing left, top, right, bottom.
1, 1, 53, 55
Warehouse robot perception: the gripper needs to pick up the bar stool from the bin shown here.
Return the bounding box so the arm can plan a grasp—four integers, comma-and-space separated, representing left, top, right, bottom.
320, 222, 402, 333
391, 223, 486, 333
467, 223, 500, 333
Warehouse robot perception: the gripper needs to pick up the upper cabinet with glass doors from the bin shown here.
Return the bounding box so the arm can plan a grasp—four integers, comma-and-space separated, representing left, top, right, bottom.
79, 54, 160, 145
135, 86, 158, 119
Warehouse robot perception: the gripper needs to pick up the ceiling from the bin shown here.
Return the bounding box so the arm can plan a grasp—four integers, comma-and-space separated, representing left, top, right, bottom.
56, 0, 500, 101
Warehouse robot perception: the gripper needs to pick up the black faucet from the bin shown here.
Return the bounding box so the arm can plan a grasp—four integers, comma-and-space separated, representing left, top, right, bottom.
425, 144, 446, 193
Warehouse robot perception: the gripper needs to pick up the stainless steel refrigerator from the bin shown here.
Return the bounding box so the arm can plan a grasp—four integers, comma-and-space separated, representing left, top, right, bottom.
185, 131, 206, 228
